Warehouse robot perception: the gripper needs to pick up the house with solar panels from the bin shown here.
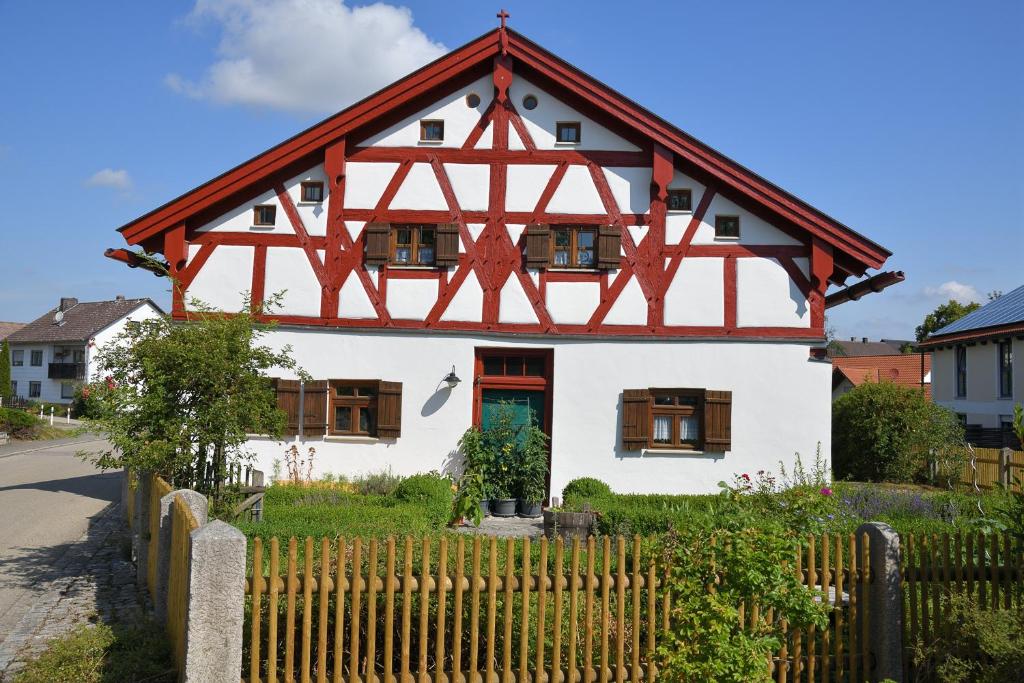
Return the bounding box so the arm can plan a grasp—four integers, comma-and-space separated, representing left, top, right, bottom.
919, 284, 1023, 446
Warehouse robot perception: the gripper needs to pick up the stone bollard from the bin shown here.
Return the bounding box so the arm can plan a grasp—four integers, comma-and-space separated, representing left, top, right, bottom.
183, 520, 247, 683
999, 447, 1012, 488
154, 490, 208, 622
133, 472, 152, 586
856, 522, 903, 682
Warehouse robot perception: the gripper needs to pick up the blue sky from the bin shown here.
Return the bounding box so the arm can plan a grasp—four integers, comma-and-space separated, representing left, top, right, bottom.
1, 0, 1021, 340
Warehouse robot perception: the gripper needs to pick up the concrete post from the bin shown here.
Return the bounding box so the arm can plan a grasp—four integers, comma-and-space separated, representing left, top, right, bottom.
153, 490, 208, 622
856, 522, 903, 682
183, 520, 247, 683
133, 471, 152, 587
999, 447, 1012, 488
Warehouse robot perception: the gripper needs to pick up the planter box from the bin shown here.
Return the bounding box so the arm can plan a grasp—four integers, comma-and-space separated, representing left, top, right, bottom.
490, 498, 517, 518
517, 500, 542, 518
543, 509, 595, 542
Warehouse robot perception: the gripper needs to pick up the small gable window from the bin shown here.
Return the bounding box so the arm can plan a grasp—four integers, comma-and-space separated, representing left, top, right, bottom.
253, 205, 277, 227
555, 121, 581, 144
300, 181, 324, 203
420, 120, 445, 142
667, 189, 692, 212
715, 215, 740, 239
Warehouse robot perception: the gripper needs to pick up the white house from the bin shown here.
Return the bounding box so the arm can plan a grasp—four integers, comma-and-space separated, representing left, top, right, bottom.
6, 297, 164, 404
920, 284, 1023, 446
108, 23, 896, 496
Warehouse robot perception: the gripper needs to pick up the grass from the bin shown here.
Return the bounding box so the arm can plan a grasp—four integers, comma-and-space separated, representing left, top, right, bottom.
11, 620, 174, 683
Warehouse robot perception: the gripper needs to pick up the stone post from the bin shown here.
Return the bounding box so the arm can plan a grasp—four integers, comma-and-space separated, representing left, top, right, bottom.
183, 520, 247, 683
120, 469, 129, 520
856, 522, 903, 682
153, 490, 208, 622
133, 471, 152, 587
999, 447, 1012, 488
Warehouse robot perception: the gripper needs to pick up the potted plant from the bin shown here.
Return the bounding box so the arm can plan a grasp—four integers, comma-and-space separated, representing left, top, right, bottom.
489, 441, 518, 517
451, 469, 485, 526
516, 422, 549, 517
457, 426, 493, 518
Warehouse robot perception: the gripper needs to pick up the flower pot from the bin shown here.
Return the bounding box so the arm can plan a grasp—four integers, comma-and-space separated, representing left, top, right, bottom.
543, 509, 595, 542
479, 498, 491, 517
490, 498, 517, 518
517, 499, 543, 518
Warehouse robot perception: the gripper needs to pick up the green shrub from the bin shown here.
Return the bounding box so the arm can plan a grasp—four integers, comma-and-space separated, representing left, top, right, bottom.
394, 472, 454, 527
832, 381, 964, 482
352, 468, 403, 496
561, 477, 612, 501
0, 407, 40, 439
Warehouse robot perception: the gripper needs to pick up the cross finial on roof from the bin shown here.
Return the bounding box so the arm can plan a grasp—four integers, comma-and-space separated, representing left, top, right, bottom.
497, 8, 510, 30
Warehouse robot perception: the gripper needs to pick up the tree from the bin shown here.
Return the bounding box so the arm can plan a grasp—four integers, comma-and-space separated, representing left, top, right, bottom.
0, 339, 10, 399
915, 299, 980, 342
832, 381, 964, 482
79, 296, 299, 499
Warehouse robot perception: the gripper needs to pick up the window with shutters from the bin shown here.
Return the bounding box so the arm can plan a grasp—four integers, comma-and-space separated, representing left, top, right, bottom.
365, 223, 458, 267
551, 226, 597, 268
391, 225, 436, 266
621, 388, 732, 452
526, 224, 620, 270
330, 381, 378, 436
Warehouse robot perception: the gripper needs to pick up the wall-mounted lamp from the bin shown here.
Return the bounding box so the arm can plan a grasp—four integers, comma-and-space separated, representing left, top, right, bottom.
443, 365, 461, 389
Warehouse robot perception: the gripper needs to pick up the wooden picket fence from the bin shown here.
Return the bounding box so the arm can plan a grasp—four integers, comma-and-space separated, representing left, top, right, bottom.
147, 474, 173, 602
959, 447, 1024, 491
242, 533, 874, 683
901, 530, 1023, 681
167, 490, 201, 672
124, 469, 137, 523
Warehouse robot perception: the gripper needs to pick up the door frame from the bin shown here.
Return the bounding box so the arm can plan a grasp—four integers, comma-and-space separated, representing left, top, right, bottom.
472, 347, 554, 499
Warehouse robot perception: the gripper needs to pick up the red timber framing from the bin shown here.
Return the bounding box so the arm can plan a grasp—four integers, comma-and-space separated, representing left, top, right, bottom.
116, 23, 890, 342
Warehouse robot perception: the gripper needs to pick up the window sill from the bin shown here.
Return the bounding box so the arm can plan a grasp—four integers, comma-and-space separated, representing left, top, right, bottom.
387, 265, 440, 271
546, 267, 600, 273
324, 435, 380, 443
553, 141, 581, 147
418, 139, 445, 145
667, 209, 693, 215
643, 448, 727, 456
250, 225, 277, 231
713, 235, 740, 242
296, 201, 324, 207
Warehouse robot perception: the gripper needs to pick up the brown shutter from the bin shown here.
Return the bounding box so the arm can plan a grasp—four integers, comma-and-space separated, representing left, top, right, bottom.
597, 225, 622, 269
365, 222, 390, 265
272, 378, 301, 436
622, 389, 651, 451
525, 223, 551, 269
303, 380, 329, 437
704, 390, 732, 452
377, 381, 403, 439
435, 223, 460, 267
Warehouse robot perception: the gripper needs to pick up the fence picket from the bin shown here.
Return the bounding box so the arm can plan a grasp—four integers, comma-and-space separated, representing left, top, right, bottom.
269, 537, 280, 683
519, 536, 531, 683
333, 538, 347, 683
366, 539, 379, 682
452, 536, 465, 681
434, 536, 448, 683
318, 537, 330, 683
252, 537, 264, 683
286, 538, 298, 683
350, 538, 363, 683
303, 537, 314, 683
384, 537, 395, 683
552, 537, 565, 681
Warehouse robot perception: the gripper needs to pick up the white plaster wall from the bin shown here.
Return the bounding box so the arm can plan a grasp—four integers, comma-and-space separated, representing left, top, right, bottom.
386, 278, 437, 320
546, 282, 600, 325
505, 165, 556, 212
664, 258, 724, 326
389, 162, 448, 210
604, 276, 647, 326
439, 271, 484, 322
338, 271, 378, 319
546, 165, 605, 215
358, 75, 494, 148
603, 167, 653, 215
499, 275, 538, 324
443, 164, 490, 212
736, 258, 809, 328
283, 166, 329, 236
344, 162, 400, 209
508, 76, 640, 152
246, 329, 831, 496
265, 247, 322, 317
195, 187, 293, 235
186, 245, 253, 312
691, 193, 803, 246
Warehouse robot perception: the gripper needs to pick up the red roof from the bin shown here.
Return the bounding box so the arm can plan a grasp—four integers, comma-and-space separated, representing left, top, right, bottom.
115, 27, 890, 281
833, 354, 931, 398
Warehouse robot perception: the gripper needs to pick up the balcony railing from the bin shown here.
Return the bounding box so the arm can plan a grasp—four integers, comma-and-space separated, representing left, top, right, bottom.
48, 363, 85, 380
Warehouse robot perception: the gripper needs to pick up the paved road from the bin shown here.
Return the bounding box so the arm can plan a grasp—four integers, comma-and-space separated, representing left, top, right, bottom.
0, 436, 118, 647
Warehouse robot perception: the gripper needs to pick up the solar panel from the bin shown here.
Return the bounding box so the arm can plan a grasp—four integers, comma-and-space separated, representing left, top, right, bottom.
931, 283, 1024, 337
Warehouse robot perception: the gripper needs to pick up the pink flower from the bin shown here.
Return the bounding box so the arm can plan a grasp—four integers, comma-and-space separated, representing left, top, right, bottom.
819, 487, 833, 496
741, 473, 750, 481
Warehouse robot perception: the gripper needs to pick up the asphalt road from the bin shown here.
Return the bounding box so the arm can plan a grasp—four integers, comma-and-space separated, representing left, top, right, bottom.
0, 436, 119, 646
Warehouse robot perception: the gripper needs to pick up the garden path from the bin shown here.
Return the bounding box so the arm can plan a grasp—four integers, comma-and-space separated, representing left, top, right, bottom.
454, 515, 544, 538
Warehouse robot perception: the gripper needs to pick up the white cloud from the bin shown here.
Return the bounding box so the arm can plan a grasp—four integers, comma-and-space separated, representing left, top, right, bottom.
166, 0, 447, 113
85, 168, 133, 190
923, 280, 981, 304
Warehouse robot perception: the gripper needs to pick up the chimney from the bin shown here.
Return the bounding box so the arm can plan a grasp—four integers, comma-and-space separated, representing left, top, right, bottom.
59, 297, 78, 312
862, 337, 869, 343
115, 294, 125, 302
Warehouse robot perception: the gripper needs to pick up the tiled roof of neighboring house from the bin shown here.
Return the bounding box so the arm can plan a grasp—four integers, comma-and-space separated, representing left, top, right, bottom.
930, 284, 1024, 337
6, 298, 163, 344
833, 353, 932, 398
0, 322, 24, 341
829, 338, 911, 357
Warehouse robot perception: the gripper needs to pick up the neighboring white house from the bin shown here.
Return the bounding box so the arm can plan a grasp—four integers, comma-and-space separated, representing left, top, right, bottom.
920, 284, 1023, 444
6, 297, 164, 404
108, 23, 897, 496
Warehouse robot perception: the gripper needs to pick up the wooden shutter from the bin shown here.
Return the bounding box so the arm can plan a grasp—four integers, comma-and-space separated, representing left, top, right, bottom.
377, 381, 403, 439
303, 380, 329, 437
365, 222, 390, 265
272, 379, 301, 436
435, 223, 460, 267
525, 224, 551, 268
622, 389, 651, 451
704, 390, 732, 452
597, 225, 621, 269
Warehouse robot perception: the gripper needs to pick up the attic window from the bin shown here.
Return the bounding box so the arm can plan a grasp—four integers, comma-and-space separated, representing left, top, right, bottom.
715, 215, 740, 239
300, 182, 324, 203
253, 205, 277, 227
667, 189, 692, 212
420, 120, 444, 142
556, 121, 581, 144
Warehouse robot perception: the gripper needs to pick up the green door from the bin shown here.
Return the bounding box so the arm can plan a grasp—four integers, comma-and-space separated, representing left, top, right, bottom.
481, 389, 546, 437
